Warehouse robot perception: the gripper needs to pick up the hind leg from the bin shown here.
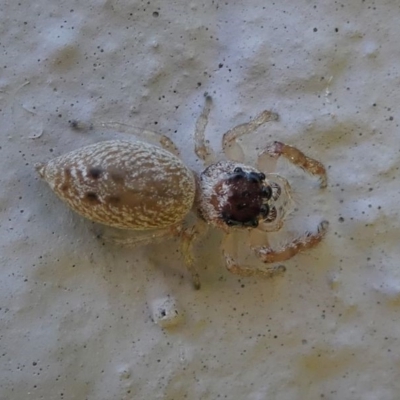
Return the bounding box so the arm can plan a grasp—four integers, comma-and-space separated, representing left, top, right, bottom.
96, 225, 179, 247
70, 120, 181, 157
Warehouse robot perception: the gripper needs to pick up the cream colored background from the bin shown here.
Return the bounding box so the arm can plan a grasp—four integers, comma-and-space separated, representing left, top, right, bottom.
1, 1, 399, 399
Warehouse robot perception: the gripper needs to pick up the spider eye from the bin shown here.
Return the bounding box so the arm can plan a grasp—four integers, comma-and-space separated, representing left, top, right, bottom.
221, 212, 235, 226
260, 204, 270, 218
234, 167, 243, 173
248, 172, 265, 183
261, 186, 272, 200
249, 219, 259, 228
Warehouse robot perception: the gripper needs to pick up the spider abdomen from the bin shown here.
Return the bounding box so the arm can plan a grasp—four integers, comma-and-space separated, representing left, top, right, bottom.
36, 140, 196, 230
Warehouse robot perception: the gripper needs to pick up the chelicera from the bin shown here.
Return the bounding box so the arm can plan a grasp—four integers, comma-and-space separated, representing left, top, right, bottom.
37, 95, 328, 289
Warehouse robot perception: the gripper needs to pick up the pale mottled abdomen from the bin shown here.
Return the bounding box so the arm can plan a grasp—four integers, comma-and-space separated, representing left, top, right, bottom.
36, 140, 196, 229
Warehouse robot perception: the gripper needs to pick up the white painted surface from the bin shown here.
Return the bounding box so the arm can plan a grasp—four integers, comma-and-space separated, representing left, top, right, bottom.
1, 1, 400, 399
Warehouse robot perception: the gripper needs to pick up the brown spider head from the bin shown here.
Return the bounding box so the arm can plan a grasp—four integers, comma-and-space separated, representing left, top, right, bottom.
196, 162, 281, 229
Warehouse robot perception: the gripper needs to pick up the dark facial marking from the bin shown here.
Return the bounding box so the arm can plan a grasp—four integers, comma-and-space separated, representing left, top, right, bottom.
237, 203, 247, 210
88, 167, 102, 179
221, 169, 268, 227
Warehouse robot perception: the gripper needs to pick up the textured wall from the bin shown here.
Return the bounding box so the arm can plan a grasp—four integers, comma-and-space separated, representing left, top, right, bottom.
1, 1, 400, 399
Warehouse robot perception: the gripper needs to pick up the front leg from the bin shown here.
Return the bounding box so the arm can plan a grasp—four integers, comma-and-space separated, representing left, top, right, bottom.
221, 231, 286, 279
260, 141, 327, 188
254, 220, 329, 263
224, 254, 286, 278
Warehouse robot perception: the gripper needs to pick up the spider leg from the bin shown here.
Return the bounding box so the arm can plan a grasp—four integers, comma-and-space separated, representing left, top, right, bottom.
258, 141, 327, 188
180, 227, 201, 290
72, 120, 181, 157
180, 219, 209, 289
96, 225, 179, 247
222, 110, 279, 162
221, 231, 286, 278
97, 223, 202, 289
254, 220, 329, 263
223, 253, 287, 278
194, 94, 216, 166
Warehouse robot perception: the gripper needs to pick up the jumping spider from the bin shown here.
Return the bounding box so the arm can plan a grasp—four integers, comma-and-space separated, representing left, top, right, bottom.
37, 96, 328, 289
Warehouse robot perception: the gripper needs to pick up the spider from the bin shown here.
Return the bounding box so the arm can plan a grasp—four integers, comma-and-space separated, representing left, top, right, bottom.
37, 95, 328, 289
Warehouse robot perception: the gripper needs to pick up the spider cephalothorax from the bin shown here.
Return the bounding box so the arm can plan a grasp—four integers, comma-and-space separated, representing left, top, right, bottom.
196, 161, 284, 230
